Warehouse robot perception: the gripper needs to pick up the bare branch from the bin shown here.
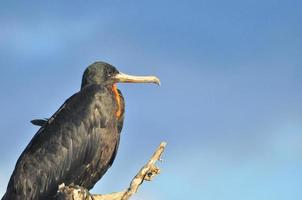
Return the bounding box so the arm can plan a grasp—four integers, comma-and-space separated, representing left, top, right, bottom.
55, 142, 167, 200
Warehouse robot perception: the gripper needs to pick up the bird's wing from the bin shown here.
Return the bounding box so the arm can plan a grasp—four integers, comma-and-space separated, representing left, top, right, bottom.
23, 94, 73, 155
5, 86, 118, 199
6, 94, 77, 199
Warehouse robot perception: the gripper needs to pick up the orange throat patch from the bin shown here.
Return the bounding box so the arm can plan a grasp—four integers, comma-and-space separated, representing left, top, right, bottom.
112, 84, 122, 118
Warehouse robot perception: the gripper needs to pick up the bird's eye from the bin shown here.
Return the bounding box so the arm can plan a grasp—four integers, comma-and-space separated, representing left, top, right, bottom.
107, 71, 114, 77
107, 68, 116, 77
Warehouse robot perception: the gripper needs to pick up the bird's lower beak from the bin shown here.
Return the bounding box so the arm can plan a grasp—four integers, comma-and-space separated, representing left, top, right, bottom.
114, 72, 161, 85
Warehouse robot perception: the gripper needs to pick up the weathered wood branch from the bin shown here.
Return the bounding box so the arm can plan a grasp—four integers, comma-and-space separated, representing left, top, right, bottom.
55, 142, 167, 200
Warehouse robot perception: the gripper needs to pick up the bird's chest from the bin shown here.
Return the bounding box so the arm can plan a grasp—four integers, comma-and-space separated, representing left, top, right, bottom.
90, 87, 122, 129
78, 90, 120, 168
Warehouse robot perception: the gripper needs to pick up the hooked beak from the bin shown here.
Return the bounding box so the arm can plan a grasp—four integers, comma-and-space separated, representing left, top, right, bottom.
114, 72, 161, 85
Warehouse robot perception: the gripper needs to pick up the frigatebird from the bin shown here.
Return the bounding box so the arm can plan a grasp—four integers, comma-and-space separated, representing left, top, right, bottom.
2, 62, 160, 200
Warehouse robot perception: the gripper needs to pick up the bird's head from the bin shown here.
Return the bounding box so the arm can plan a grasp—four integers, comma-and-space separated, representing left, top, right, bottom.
81, 62, 160, 89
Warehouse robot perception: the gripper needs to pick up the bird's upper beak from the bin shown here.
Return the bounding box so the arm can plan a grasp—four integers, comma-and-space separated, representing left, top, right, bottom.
114, 72, 161, 85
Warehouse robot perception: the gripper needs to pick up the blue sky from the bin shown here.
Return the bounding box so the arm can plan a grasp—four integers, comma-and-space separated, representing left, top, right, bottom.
0, 1, 302, 199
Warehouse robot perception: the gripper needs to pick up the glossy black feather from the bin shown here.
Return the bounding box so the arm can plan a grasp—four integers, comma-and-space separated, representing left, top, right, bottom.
30, 119, 48, 126
2, 84, 124, 200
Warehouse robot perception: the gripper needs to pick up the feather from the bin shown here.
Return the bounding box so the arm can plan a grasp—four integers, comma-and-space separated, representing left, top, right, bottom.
2, 84, 124, 200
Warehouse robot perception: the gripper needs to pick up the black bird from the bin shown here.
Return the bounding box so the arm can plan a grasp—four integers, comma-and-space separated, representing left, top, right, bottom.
2, 62, 160, 200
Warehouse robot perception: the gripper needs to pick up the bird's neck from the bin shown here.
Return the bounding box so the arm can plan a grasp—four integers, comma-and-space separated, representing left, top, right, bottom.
112, 84, 122, 119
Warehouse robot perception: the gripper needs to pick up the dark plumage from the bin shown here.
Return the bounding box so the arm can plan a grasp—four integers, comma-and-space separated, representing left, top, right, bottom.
2, 62, 159, 200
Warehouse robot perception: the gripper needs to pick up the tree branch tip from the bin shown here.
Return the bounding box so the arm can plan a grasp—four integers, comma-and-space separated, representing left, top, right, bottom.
160, 141, 167, 147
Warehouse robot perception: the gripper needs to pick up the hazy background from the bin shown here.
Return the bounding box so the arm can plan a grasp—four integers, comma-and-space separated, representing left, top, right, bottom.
0, 1, 302, 199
